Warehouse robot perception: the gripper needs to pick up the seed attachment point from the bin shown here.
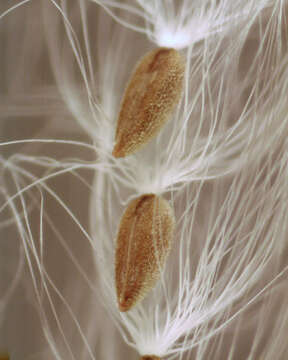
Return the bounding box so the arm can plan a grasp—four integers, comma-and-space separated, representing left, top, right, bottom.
113, 48, 185, 158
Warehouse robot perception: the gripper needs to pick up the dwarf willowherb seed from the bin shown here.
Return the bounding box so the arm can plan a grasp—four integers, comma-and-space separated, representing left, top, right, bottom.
140, 356, 162, 360
115, 194, 175, 312
112, 48, 185, 158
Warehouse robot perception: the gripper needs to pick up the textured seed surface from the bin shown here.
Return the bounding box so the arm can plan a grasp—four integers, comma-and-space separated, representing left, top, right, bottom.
115, 194, 175, 312
112, 47, 185, 158
140, 356, 161, 360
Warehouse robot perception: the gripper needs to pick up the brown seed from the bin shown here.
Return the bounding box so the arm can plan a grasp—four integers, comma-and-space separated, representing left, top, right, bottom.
140, 356, 162, 360
112, 48, 185, 158
0, 354, 9, 360
115, 194, 175, 312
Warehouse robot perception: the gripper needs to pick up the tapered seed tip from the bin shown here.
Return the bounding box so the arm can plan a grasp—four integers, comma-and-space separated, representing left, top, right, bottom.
118, 301, 130, 312
112, 142, 125, 158
117, 294, 133, 312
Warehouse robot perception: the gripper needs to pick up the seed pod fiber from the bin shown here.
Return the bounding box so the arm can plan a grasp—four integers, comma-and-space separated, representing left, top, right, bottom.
112, 48, 185, 158
115, 194, 175, 312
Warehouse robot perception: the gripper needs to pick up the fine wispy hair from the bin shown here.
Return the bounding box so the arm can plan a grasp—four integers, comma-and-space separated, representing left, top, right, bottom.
0, 0, 288, 359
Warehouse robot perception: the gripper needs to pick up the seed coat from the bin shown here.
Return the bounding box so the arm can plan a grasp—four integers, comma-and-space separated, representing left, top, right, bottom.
140, 356, 161, 360
115, 194, 175, 312
112, 48, 185, 158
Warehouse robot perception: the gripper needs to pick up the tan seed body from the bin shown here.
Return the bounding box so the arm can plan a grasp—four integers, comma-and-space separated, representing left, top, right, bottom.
112, 48, 185, 158
140, 356, 162, 360
115, 194, 175, 312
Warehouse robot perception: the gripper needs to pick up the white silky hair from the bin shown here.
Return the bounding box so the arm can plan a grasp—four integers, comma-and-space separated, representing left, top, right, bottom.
0, 0, 288, 359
